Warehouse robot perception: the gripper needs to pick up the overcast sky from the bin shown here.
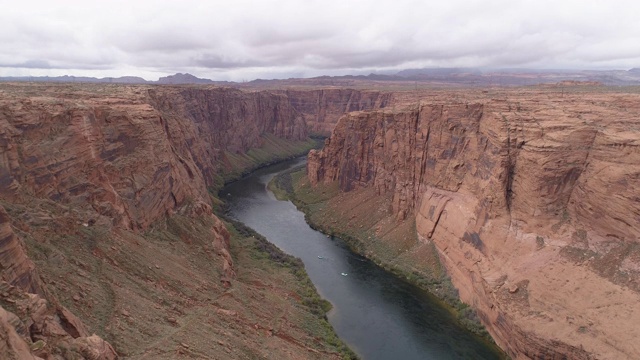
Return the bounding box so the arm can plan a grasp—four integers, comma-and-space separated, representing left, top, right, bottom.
0, 0, 638, 81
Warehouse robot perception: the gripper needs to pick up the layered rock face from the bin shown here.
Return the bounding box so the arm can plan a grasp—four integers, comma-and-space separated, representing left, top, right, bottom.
0, 85, 307, 231
278, 89, 391, 135
308, 90, 640, 359
0, 205, 40, 294
148, 87, 308, 152
0, 83, 314, 358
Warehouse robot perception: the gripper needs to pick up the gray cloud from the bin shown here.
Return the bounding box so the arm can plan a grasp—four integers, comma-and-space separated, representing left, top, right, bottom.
0, 60, 52, 69
0, 0, 639, 80
192, 53, 267, 69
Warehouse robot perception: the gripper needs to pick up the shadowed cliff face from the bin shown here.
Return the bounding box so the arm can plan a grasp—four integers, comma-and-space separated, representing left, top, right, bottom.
0, 206, 41, 294
308, 91, 640, 360
149, 87, 308, 157
277, 89, 391, 136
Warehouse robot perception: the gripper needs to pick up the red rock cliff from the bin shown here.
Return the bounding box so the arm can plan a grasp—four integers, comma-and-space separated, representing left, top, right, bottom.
0, 83, 315, 358
0, 205, 41, 294
277, 89, 391, 135
308, 91, 640, 360
1, 85, 308, 230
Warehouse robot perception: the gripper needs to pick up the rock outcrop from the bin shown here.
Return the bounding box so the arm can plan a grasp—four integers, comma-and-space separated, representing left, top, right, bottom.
0, 205, 117, 359
0, 205, 41, 294
308, 90, 640, 359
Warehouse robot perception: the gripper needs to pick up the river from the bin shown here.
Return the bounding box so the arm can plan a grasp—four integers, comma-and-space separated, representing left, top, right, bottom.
221, 158, 504, 360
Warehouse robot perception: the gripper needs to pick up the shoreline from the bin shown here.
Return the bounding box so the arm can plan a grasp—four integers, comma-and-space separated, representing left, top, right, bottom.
268, 164, 507, 358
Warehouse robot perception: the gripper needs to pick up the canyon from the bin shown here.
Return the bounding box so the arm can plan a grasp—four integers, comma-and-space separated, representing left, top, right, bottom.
0, 83, 388, 359
0, 81, 638, 359
307, 87, 640, 359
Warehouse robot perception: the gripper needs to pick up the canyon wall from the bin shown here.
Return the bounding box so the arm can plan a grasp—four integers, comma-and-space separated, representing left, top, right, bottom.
308, 91, 640, 359
0, 83, 324, 358
148, 87, 309, 184
277, 89, 391, 135
0, 85, 308, 231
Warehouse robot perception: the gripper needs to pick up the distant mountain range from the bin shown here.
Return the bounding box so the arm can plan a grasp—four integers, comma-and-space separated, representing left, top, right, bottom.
0, 74, 150, 84
2, 68, 640, 86
301, 68, 640, 86
0, 73, 230, 85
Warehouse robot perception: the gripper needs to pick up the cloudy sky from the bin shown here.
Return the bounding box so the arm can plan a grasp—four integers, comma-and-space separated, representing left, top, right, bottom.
0, 0, 638, 81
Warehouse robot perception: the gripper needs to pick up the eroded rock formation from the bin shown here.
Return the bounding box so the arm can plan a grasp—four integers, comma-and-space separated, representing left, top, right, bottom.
0, 205, 117, 359
308, 90, 640, 359
0, 205, 41, 294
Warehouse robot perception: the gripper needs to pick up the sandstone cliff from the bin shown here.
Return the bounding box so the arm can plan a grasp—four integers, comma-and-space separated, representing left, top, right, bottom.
148, 87, 309, 182
308, 90, 640, 359
0, 85, 309, 229
276, 89, 391, 135
0, 83, 347, 358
